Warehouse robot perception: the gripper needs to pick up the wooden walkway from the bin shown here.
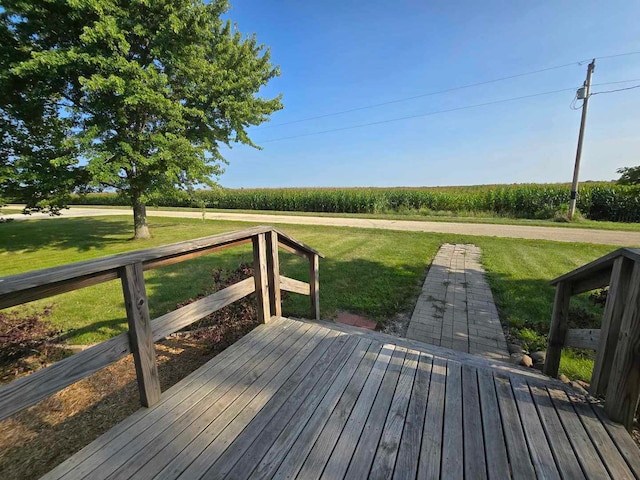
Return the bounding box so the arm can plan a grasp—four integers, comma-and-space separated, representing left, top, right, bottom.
42, 317, 640, 480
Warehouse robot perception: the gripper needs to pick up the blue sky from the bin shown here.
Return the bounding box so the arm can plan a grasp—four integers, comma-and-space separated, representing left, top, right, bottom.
219, 1, 640, 188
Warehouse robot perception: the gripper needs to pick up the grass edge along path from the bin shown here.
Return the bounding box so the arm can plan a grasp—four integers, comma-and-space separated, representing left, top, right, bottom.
0, 215, 615, 382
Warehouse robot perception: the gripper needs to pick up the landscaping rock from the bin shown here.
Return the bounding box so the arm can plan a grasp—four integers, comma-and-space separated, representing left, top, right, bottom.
532, 362, 544, 371
510, 353, 524, 364
508, 343, 524, 354
520, 354, 533, 368
571, 381, 589, 395
530, 351, 546, 363
510, 353, 533, 367
559, 374, 570, 384
576, 380, 590, 390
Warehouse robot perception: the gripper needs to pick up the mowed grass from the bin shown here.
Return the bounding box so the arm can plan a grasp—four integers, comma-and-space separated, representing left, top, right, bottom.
1, 216, 615, 381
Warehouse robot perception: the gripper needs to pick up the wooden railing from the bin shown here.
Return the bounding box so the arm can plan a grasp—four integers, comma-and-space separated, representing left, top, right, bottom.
0, 226, 323, 420
544, 247, 640, 429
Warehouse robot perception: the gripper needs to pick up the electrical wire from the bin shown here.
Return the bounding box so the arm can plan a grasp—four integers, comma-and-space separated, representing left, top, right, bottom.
591, 84, 640, 95
592, 78, 640, 86
570, 92, 584, 110
259, 87, 577, 143
258, 50, 640, 130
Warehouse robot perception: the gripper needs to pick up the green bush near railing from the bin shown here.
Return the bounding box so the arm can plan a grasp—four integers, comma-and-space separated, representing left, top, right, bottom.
66, 183, 640, 222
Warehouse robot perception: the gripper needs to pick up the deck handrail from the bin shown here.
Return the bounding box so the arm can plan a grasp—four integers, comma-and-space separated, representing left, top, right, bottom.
544, 247, 640, 429
0, 226, 323, 420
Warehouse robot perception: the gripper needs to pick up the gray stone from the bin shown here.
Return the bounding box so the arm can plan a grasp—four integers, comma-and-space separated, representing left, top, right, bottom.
510, 353, 524, 364
530, 351, 546, 363
571, 381, 589, 395
508, 343, 524, 354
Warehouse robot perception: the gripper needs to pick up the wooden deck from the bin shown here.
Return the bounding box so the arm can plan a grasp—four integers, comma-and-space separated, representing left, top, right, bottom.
42, 317, 640, 480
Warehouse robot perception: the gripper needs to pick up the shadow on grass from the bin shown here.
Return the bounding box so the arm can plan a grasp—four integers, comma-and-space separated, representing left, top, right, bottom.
0, 218, 133, 254
486, 271, 603, 333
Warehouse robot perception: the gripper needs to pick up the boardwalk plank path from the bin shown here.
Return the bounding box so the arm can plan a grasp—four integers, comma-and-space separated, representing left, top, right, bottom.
41, 316, 640, 480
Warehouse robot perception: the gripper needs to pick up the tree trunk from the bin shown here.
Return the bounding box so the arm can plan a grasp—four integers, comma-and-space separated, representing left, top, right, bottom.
133, 195, 151, 239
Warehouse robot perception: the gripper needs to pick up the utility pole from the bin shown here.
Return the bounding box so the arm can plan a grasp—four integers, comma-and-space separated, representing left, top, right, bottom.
568, 59, 595, 219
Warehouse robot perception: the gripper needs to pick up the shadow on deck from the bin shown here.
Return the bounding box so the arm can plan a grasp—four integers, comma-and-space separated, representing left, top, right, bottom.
42, 316, 640, 480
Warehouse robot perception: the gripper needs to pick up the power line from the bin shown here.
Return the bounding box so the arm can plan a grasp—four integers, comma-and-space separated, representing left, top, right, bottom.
259, 87, 577, 143
258, 50, 640, 130
592, 78, 640, 86
591, 84, 640, 95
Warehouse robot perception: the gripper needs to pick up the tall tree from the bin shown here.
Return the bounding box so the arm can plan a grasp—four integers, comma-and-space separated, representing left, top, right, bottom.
1, 0, 282, 238
616, 166, 640, 186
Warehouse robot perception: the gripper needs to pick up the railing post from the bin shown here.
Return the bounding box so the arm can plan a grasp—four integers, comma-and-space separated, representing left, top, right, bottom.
543, 280, 571, 377
605, 260, 640, 429
591, 257, 634, 396
265, 231, 282, 317
120, 262, 161, 407
309, 253, 320, 321
252, 233, 271, 324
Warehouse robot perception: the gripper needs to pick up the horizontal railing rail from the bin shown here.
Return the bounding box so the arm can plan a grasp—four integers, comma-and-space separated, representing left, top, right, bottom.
544, 247, 640, 429
0, 226, 323, 420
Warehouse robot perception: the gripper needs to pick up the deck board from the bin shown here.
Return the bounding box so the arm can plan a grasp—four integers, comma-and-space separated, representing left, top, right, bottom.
42, 316, 640, 480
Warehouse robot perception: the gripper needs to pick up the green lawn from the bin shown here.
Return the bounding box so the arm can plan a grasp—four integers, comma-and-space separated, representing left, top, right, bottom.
64, 204, 640, 232
0, 215, 615, 381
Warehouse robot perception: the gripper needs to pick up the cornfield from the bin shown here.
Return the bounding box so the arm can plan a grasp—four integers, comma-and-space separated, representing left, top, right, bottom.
70, 182, 640, 223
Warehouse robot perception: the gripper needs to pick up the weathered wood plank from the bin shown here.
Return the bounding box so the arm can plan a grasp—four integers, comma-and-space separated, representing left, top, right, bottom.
294, 317, 559, 383
218, 337, 370, 479
152, 277, 255, 341
142, 239, 252, 271
0, 226, 273, 308
418, 355, 447, 479
550, 247, 638, 286
40, 320, 284, 480
0, 270, 120, 311
544, 281, 572, 377
494, 375, 536, 479
566, 390, 635, 480
265, 231, 282, 317
510, 375, 560, 479
0, 331, 131, 421
570, 266, 613, 295
462, 364, 487, 480
71, 322, 308, 480
274, 227, 324, 258
342, 346, 407, 476
528, 383, 585, 480
111, 324, 319, 480
177, 329, 346, 479
441, 360, 464, 480
252, 233, 271, 324
393, 352, 432, 480
297, 345, 395, 480
351, 347, 414, 480
548, 386, 611, 479
309, 253, 320, 321
588, 399, 640, 479
565, 328, 601, 350
121, 262, 161, 407
320, 347, 407, 479
592, 256, 634, 396
279, 275, 310, 295
250, 341, 383, 479
477, 369, 510, 480
605, 260, 640, 428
